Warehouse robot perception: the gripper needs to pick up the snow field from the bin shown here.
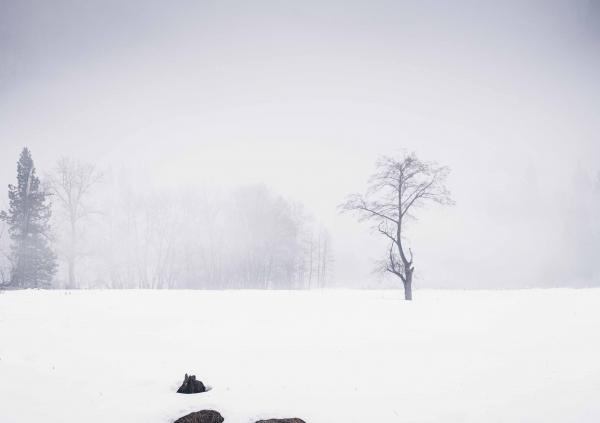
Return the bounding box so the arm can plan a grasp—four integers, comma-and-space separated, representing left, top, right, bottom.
0, 289, 599, 422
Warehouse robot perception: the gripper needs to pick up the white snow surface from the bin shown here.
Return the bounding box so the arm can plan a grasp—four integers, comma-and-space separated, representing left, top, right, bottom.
0, 289, 599, 423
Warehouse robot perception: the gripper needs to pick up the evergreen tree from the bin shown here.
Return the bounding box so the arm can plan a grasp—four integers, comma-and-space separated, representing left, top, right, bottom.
0, 148, 57, 288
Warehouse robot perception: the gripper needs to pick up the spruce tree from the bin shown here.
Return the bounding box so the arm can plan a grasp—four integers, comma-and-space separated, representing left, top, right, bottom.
0, 148, 57, 288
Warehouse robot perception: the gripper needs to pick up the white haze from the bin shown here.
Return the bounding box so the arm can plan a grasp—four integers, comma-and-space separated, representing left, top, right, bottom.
1, 0, 599, 288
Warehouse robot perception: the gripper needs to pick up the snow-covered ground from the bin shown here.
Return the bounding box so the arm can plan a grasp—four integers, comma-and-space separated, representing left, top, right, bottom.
0, 289, 599, 423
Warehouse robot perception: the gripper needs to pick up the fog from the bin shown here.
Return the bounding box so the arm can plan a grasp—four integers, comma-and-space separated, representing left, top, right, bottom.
1, 0, 599, 288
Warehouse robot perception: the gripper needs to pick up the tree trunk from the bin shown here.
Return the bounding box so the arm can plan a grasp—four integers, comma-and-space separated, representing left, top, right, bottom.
68, 218, 77, 289
403, 272, 413, 301
67, 256, 75, 289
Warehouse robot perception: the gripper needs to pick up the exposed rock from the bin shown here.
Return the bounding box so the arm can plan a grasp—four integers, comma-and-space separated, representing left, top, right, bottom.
255, 419, 306, 423
176, 374, 206, 394
174, 409, 224, 423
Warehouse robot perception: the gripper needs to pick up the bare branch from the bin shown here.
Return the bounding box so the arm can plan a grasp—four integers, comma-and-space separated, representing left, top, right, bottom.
340, 194, 398, 224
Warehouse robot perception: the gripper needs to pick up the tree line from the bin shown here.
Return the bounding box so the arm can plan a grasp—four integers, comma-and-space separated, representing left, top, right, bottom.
1, 146, 464, 300
3, 146, 599, 299
0, 148, 333, 290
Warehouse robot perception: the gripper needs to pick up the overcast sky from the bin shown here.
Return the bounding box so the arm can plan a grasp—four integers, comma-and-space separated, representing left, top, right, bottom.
1, 0, 599, 288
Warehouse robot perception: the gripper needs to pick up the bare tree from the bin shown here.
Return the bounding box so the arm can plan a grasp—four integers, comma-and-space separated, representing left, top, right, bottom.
341, 153, 453, 300
316, 226, 333, 288
47, 158, 102, 288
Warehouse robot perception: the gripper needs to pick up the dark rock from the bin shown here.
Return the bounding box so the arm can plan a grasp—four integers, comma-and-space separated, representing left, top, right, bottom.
255, 419, 306, 423
174, 409, 224, 423
176, 374, 206, 394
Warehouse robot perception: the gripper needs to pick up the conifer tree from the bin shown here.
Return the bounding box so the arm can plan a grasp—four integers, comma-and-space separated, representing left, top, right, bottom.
0, 148, 57, 288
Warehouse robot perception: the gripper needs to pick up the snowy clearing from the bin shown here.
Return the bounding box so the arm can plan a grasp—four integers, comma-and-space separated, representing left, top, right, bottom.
1, 289, 599, 423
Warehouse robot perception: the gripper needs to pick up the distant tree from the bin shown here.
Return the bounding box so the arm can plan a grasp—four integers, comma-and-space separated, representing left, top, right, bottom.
304, 224, 333, 289
316, 226, 333, 288
0, 148, 57, 288
46, 158, 102, 288
0, 221, 10, 286
341, 153, 453, 300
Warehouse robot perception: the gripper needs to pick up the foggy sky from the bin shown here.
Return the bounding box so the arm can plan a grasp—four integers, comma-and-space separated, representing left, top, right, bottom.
1, 0, 599, 288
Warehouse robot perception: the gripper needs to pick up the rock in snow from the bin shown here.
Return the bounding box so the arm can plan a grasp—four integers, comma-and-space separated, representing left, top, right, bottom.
173, 410, 224, 423
256, 419, 306, 423
176, 374, 206, 394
